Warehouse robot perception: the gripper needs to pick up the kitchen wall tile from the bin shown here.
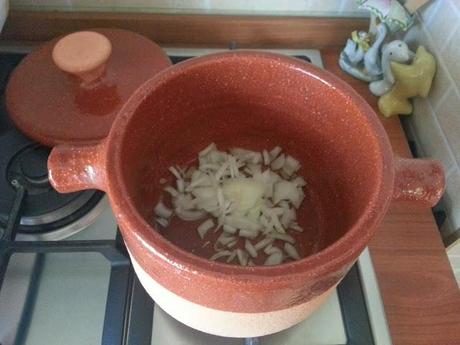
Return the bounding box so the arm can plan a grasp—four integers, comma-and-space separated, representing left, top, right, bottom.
444, 168, 460, 230
422, 0, 459, 46
411, 97, 455, 171
440, 25, 460, 92
428, 59, 454, 110
418, 0, 441, 26
436, 88, 460, 165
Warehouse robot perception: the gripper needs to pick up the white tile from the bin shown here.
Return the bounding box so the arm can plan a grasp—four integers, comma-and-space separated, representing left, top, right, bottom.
444, 168, 460, 230
440, 25, 460, 92
410, 97, 456, 171
429, 60, 454, 110
436, 88, 460, 165
419, 0, 442, 26
424, 0, 459, 51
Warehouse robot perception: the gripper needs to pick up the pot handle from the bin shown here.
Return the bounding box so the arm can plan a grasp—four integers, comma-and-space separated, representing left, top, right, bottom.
393, 156, 445, 207
48, 141, 107, 193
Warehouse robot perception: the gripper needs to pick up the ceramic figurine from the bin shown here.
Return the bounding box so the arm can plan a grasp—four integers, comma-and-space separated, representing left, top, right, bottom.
378, 46, 436, 117
339, 21, 387, 82
369, 40, 414, 96
340, 0, 415, 82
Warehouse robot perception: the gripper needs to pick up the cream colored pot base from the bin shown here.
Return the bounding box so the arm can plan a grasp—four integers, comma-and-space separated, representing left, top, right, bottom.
131, 255, 335, 338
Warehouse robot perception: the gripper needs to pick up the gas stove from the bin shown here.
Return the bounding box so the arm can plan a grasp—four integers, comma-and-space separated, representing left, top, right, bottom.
0, 47, 392, 345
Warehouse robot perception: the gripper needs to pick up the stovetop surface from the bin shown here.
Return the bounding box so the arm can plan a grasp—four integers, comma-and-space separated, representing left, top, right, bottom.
0, 48, 391, 345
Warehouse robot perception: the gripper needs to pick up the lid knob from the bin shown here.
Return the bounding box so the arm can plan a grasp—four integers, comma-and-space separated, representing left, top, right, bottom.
52, 31, 112, 83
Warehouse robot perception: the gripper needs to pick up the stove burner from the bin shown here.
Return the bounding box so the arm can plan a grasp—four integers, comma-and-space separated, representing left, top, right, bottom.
0, 130, 104, 234
7, 144, 51, 194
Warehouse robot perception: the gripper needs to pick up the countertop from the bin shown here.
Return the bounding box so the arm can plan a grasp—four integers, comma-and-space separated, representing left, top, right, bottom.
322, 49, 460, 345
1, 12, 460, 345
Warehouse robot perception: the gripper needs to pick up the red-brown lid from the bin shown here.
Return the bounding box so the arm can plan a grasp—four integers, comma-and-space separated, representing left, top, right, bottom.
6, 28, 172, 147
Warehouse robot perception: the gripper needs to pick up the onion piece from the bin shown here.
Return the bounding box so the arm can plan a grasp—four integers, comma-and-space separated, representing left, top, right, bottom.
262, 150, 270, 165
269, 146, 282, 160
264, 245, 282, 255
210, 250, 232, 261
292, 176, 307, 187
282, 155, 301, 176
154, 200, 173, 219
226, 250, 237, 263
239, 228, 258, 239
197, 219, 214, 239
284, 243, 301, 260
164, 186, 179, 197
199, 142, 217, 157
264, 252, 283, 266
290, 223, 304, 232
218, 235, 237, 246
236, 249, 249, 266
155, 217, 169, 228
245, 240, 258, 258
175, 208, 205, 221
268, 232, 295, 244
223, 224, 237, 234
169, 166, 182, 180
254, 237, 274, 251
270, 154, 285, 171
227, 240, 238, 248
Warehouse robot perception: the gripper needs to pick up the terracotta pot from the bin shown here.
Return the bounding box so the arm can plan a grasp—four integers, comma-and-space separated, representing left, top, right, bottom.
47, 52, 445, 337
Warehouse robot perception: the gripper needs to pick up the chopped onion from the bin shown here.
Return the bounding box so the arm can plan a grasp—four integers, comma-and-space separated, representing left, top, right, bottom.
290, 223, 304, 232
197, 219, 214, 239
269, 146, 282, 160
245, 240, 258, 258
226, 250, 237, 263
292, 176, 307, 187
175, 209, 206, 221
270, 154, 285, 171
284, 243, 301, 260
169, 166, 182, 180
199, 143, 217, 157
262, 150, 270, 165
155, 217, 169, 227
282, 155, 301, 176
210, 250, 232, 261
236, 249, 249, 266
156, 143, 307, 266
164, 186, 179, 197
154, 200, 173, 219
239, 228, 258, 239
264, 245, 282, 255
268, 232, 295, 244
265, 252, 283, 266
254, 237, 274, 251
223, 224, 237, 234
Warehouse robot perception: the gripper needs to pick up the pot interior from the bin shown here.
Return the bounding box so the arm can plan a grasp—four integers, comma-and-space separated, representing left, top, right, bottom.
117, 53, 383, 263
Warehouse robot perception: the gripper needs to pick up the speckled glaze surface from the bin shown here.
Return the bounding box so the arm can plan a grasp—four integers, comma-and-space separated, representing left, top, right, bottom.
47, 51, 445, 336
6, 28, 171, 147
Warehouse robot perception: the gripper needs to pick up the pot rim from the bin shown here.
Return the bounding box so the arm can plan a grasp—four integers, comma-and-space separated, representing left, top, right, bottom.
107, 51, 395, 281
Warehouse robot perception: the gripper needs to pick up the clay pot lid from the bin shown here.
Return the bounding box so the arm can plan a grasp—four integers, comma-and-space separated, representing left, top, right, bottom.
6, 28, 172, 147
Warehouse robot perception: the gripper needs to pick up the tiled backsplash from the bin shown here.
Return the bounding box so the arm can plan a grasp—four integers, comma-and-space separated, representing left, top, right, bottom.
10, 0, 366, 16
403, 0, 460, 240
